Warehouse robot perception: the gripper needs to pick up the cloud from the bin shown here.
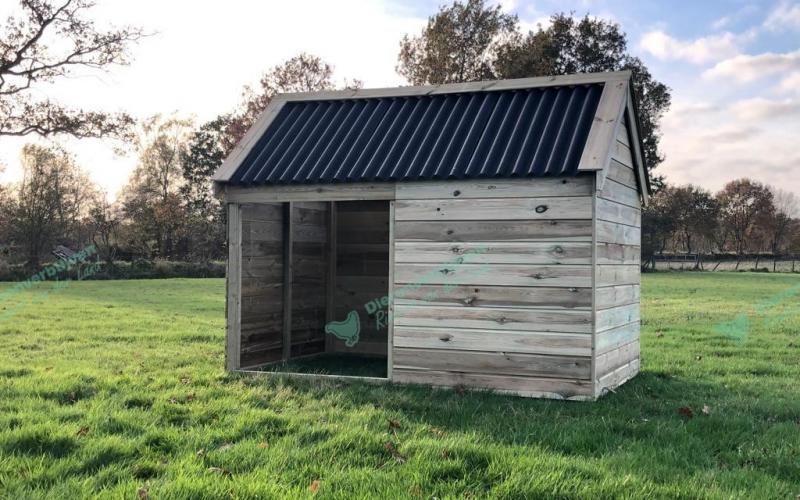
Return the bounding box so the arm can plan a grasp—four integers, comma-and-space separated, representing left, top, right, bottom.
763, 1, 800, 31
703, 49, 800, 83
639, 30, 740, 64
779, 72, 800, 93
730, 97, 800, 120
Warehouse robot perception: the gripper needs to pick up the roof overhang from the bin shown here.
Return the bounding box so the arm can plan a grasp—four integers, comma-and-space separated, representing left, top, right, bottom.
213, 70, 650, 202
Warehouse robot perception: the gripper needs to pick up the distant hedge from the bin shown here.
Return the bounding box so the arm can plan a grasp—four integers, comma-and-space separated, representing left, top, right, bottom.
0, 260, 226, 282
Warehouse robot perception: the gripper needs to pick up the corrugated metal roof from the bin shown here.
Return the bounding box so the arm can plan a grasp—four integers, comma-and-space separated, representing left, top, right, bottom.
228, 83, 603, 185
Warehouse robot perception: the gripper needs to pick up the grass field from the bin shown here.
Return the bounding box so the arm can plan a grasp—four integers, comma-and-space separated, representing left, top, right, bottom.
0, 274, 798, 498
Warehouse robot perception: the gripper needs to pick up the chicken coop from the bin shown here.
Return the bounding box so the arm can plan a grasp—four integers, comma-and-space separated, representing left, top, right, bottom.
212, 70, 647, 400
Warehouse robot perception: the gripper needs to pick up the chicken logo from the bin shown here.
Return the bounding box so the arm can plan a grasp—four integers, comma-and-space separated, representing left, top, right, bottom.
324, 310, 361, 347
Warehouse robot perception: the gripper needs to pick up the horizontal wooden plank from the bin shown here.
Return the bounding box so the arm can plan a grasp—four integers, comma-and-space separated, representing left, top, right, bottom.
241, 240, 282, 258
596, 358, 639, 397
392, 369, 593, 399
395, 219, 592, 242
599, 179, 640, 208
225, 183, 395, 203
394, 241, 592, 265
394, 305, 592, 333
596, 220, 641, 245
393, 284, 591, 309
595, 322, 639, 355
606, 159, 637, 189
395, 263, 592, 288
596, 197, 641, 227
242, 255, 282, 279
393, 348, 591, 379
393, 327, 591, 356
596, 265, 640, 287
395, 197, 592, 221
616, 122, 630, 147
595, 284, 640, 310
395, 177, 593, 199
612, 140, 633, 167
596, 243, 640, 265
330, 339, 387, 355
596, 303, 640, 333
242, 221, 282, 243
597, 347, 638, 386
241, 203, 282, 222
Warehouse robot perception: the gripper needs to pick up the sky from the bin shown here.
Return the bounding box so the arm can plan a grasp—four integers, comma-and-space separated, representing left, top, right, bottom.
0, 0, 798, 199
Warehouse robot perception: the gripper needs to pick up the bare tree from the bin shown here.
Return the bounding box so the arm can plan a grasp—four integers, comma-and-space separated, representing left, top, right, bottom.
0, 0, 145, 138
767, 189, 799, 271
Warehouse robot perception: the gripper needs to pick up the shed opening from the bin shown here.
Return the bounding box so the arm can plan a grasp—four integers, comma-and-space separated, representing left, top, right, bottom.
236, 200, 390, 379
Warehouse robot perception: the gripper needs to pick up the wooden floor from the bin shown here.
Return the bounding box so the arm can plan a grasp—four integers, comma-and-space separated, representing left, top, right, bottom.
258, 353, 388, 378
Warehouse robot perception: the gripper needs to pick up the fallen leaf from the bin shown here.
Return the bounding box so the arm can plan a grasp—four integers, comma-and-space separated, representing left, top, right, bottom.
678, 406, 694, 419
180, 377, 191, 384
695, 355, 703, 361
309, 479, 321, 492
258, 441, 269, 449
388, 419, 401, 432
702, 405, 712, 416
196, 449, 205, 457
440, 449, 449, 459
137, 486, 149, 499
655, 331, 664, 338
76, 426, 89, 437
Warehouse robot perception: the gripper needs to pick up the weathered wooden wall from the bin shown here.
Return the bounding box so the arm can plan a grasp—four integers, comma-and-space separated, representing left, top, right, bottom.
593, 118, 642, 396
290, 202, 329, 357
238, 203, 284, 368
332, 200, 390, 355
391, 177, 596, 399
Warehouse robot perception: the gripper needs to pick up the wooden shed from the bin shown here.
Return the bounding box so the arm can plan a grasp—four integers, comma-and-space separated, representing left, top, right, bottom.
213, 71, 647, 400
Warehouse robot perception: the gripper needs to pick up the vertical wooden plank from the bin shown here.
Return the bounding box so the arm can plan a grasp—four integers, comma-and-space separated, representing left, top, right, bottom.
282, 202, 293, 361
325, 201, 337, 352
590, 176, 599, 398
225, 203, 242, 371
387, 201, 396, 380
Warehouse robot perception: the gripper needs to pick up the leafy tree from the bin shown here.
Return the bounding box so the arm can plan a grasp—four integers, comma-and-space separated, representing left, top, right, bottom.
397, 4, 671, 182
671, 185, 718, 256
397, 0, 517, 85
227, 53, 359, 147
120, 115, 192, 259
180, 117, 230, 261
641, 185, 679, 270
716, 179, 774, 269
0, 0, 145, 138
6, 144, 96, 266
87, 196, 120, 268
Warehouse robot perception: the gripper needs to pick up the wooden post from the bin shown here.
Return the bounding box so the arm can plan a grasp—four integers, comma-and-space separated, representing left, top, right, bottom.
225, 203, 242, 371
387, 201, 395, 380
325, 201, 337, 352
282, 202, 293, 361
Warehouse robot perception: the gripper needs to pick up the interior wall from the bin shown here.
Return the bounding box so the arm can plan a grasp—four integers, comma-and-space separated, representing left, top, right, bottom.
332, 200, 390, 356
238, 203, 284, 368
290, 202, 330, 357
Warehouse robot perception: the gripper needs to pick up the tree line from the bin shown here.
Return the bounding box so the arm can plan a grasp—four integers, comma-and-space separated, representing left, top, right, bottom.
1, 0, 793, 275
643, 180, 800, 271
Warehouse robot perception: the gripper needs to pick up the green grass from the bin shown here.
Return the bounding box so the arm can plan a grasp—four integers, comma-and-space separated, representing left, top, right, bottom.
0, 274, 798, 499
